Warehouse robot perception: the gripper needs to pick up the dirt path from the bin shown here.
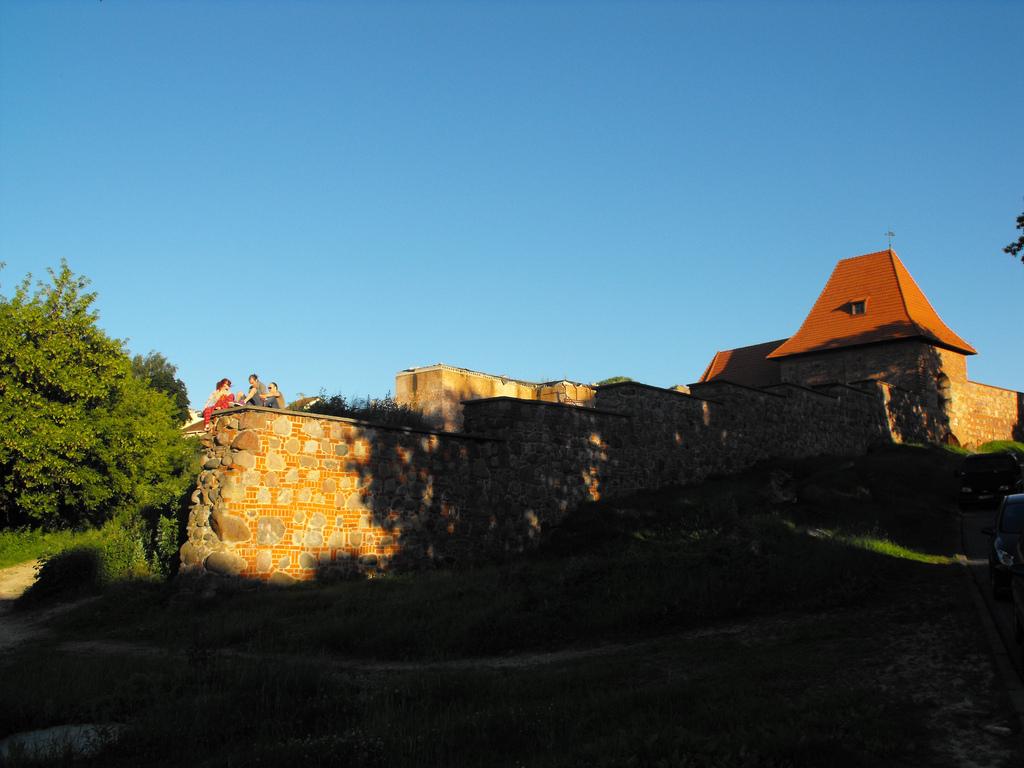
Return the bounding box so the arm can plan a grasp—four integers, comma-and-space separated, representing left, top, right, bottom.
50, 610, 804, 673
0, 559, 39, 602
0, 559, 107, 653
0, 559, 43, 652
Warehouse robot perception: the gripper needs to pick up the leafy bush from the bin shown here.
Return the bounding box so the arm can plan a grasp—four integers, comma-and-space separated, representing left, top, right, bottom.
14, 546, 105, 608
0, 261, 197, 530
151, 514, 180, 577
594, 376, 633, 386
99, 521, 151, 580
303, 391, 433, 430
1, 494, 189, 579
14, 518, 157, 608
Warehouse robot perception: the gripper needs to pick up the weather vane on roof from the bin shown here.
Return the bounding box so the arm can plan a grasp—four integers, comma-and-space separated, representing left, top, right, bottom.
885, 229, 895, 249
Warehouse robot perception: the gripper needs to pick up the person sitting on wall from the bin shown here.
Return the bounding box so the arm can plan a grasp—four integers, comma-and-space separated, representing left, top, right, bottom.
202, 378, 236, 427
264, 382, 286, 409
239, 373, 268, 407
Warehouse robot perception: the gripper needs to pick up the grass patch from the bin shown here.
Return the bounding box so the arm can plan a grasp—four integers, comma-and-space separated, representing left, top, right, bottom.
833, 532, 954, 565
0, 569, 992, 767
942, 443, 972, 456
2, 444, 1017, 767
14, 525, 157, 609
978, 440, 1024, 456
0, 528, 102, 570
47, 446, 963, 662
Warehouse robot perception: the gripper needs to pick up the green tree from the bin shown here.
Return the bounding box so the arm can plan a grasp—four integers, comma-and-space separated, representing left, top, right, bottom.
132, 350, 190, 424
0, 261, 195, 530
1005, 210, 1024, 263
595, 376, 633, 386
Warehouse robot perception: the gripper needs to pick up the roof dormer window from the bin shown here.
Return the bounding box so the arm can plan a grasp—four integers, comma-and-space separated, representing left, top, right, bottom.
850, 300, 866, 316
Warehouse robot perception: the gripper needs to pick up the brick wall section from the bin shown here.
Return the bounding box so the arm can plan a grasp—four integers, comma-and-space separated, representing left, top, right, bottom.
466, 381, 891, 519
590, 383, 725, 490
396, 366, 541, 431
781, 341, 1024, 448
866, 381, 946, 445
778, 339, 965, 394
687, 380, 888, 465
774, 339, 1021, 445
180, 409, 507, 584
462, 398, 628, 524
395, 365, 596, 431
949, 381, 1024, 448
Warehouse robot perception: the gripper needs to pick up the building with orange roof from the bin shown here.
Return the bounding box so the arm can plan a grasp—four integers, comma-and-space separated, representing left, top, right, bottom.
390, 249, 1018, 448
699, 249, 1021, 447
698, 339, 787, 389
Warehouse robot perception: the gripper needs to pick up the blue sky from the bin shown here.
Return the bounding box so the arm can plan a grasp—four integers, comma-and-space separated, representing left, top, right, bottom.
1, 1, 1022, 407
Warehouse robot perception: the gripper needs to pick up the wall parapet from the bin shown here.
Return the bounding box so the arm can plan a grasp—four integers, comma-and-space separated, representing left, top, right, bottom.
762, 383, 838, 401
595, 379, 721, 405
210, 404, 501, 442
462, 395, 628, 418
688, 379, 789, 400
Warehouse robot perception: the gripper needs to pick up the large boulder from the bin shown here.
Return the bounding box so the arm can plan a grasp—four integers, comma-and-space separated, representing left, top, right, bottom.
268, 571, 296, 587
257, 517, 286, 546
211, 512, 251, 543
239, 412, 268, 431
215, 430, 238, 447
179, 541, 203, 567
232, 450, 256, 469
232, 430, 260, 451
255, 551, 273, 573
204, 551, 247, 576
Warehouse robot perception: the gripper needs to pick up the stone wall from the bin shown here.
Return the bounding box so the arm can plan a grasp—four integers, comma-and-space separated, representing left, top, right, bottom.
183, 359, 1022, 583
462, 381, 889, 534
778, 339, 966, 394
775, 339, 1000, 445
869, 381, 948, 445
948, 381, 1024, 448
395, 364, 595, 431
180, 375, 908, 583
462, 398, 627, 529
180, 408, 509, 583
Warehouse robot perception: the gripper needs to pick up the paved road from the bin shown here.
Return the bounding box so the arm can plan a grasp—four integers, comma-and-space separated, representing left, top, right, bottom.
961, 509, 1023, 678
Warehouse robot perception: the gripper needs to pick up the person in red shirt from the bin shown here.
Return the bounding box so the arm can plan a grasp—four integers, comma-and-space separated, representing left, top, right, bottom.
202, 378, 235, 427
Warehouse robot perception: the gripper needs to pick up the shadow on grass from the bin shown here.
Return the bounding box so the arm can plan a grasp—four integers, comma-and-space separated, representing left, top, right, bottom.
3, 446, 1009, 767
0, 595, 946, 768
33, 446, 965, 665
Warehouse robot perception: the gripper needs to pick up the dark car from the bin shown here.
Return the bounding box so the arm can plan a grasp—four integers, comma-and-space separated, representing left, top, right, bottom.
1011, 535, 1024, 660
983, 493, 1024, 597
957, 452, 1024, 508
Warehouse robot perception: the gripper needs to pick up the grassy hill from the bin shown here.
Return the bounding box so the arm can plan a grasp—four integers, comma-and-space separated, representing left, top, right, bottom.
1, 444, 1020, 767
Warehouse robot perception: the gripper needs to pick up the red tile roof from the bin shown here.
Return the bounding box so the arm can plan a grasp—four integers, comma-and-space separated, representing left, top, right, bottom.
699, 339, 787, 388
767, 250, 975, 359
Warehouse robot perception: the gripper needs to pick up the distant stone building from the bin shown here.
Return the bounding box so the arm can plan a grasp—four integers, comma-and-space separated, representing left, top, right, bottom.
394, 250, 1021, 448
395, 363, 596, 432
699, 249, 1021, 447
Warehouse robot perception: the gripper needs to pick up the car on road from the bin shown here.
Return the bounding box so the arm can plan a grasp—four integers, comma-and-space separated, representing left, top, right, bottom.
957, 452, 1024, 508
983, 493, 1024, 597
1011, 534, 1024, 660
